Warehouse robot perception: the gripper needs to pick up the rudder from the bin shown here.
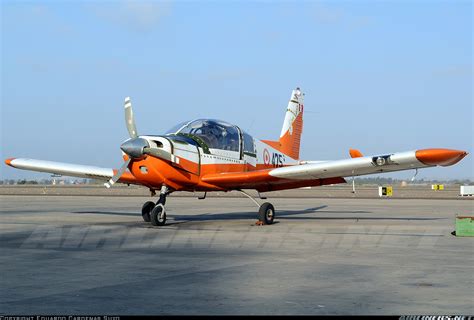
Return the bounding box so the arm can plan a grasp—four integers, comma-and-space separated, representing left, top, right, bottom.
263, 87, 304, 160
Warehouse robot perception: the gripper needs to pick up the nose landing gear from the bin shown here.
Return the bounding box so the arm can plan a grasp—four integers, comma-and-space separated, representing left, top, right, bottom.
141, 201, 154, 222
141, 185, 169, 226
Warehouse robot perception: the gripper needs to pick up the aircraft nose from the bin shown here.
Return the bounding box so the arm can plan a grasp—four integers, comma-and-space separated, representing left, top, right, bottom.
415, 148, 468, 166
120, 137, 149, 159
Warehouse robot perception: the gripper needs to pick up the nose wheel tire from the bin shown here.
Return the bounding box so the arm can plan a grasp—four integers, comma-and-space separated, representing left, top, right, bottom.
151, 204, 167, 226
141, 201, 155, 222
258, 202, 275, 225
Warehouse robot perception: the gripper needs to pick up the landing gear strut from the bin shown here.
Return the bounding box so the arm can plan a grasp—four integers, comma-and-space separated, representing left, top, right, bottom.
238, 189, 275, 225
141, 185, 169, 226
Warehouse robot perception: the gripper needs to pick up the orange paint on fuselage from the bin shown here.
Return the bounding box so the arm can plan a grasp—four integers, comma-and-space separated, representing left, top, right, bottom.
174, 155, 200, 175
127, 155, 253, 191
125, 150, 345, 193
128, 156, 201, 191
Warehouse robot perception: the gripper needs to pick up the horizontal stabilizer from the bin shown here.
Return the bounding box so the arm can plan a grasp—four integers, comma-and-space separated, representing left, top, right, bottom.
349, 149, 364, 158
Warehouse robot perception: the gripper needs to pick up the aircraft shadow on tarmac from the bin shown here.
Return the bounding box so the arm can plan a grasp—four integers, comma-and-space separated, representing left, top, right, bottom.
71, 205, 445, 223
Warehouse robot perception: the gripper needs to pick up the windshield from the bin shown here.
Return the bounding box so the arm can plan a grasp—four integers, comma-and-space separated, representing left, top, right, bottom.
176, 119, 240, 152
165, 121, 191, 135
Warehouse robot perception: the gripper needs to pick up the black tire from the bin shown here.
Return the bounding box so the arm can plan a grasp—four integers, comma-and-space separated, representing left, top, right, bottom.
258, 202, 275, 225
150, 204, 167, 226
141, 201, 155, 222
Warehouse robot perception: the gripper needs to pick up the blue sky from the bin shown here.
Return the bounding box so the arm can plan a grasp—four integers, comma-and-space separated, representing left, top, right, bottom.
1, 0, 472, 180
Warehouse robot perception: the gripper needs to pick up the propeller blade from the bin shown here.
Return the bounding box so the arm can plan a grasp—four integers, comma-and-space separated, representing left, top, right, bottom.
104, 158, 131, 188
143, 147, 173, 162
124, 97, 138, 139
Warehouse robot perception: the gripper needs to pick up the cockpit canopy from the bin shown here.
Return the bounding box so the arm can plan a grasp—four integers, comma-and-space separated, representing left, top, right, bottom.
166, 119, 241, 152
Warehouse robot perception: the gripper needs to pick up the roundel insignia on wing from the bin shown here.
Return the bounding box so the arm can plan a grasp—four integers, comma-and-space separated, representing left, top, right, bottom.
263, 149, 270, 165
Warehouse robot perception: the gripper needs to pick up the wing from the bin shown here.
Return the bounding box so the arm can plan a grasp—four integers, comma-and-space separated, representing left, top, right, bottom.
5, 158, 138, 185
202, 149, 467, 192
271, 149, 467, 180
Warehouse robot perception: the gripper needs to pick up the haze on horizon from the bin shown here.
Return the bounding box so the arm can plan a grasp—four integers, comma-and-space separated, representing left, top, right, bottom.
1, 1, 472, 181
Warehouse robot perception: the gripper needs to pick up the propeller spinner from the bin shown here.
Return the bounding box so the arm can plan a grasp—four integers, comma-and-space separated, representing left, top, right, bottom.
104, 97, 174, 188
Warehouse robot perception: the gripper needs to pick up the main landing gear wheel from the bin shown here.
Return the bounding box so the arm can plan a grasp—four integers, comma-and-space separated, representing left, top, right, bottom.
258, 202, 275, 225
141, 201, 155, 222
150, 204, 167, 226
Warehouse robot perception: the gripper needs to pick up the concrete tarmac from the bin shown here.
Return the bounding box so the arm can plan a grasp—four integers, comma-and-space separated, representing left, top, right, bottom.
0, 184, 470, 199
1, 195, 473, 315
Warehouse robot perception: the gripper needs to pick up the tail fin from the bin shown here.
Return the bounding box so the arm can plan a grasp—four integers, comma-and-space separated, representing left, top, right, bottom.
263, 88, 304, 160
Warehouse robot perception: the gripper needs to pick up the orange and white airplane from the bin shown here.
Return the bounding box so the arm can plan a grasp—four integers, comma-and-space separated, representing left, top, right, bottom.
5, 88, 468, 226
